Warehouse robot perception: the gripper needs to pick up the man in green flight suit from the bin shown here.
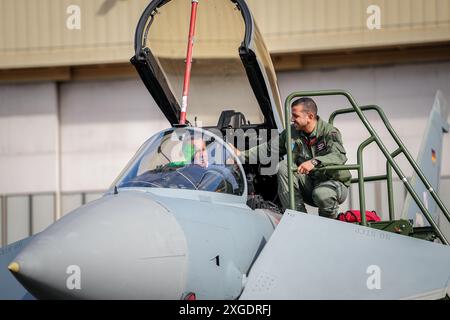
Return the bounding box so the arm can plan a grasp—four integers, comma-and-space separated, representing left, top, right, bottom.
233, 97, 351, 218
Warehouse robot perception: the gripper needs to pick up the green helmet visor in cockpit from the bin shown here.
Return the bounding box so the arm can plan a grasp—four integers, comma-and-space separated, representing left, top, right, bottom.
167, 143, 196, 167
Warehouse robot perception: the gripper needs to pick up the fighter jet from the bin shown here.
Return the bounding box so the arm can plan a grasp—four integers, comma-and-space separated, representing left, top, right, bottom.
1, 0, 450, 300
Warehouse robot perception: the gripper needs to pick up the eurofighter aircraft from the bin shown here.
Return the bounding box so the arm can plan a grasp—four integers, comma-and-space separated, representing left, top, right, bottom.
1, 0, 450, 300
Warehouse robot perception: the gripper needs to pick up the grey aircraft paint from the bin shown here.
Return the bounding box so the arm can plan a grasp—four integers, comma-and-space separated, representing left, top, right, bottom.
240, 210, 450, 300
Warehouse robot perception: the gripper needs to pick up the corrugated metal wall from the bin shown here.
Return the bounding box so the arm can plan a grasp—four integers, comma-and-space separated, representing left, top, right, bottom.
0, 0, 449, 68
0, 0, 149, 68
249, 0, 450, 52
250, 0, 450, 36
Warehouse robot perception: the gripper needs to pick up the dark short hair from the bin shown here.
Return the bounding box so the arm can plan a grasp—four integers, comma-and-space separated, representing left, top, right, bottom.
292, 97, 318, 117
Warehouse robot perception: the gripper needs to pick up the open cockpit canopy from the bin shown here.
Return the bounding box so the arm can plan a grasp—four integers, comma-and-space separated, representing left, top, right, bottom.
131, 0, 283, 130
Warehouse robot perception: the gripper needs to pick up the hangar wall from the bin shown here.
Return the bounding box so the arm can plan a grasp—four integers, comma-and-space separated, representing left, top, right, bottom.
59, 79, 168, 192
1, 0, 449, 68
0, 82, 58, 194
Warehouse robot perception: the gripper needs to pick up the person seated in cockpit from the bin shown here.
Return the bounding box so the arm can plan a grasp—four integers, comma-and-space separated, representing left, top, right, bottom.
186, 136, 209, 168
167, 135, 208, 168
173, 135, 239, 192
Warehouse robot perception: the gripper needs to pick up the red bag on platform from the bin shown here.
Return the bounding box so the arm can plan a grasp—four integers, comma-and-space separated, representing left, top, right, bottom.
337, 210, 381, 223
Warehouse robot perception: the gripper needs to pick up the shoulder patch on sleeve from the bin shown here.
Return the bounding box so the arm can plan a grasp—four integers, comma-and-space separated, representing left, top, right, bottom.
330, 131, 339, 140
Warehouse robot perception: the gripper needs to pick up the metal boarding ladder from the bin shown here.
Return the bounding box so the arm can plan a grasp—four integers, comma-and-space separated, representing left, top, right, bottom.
284, 90, 450, 245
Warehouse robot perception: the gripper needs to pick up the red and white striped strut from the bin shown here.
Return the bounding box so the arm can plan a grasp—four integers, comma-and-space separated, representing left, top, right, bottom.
180, 0, 199, 125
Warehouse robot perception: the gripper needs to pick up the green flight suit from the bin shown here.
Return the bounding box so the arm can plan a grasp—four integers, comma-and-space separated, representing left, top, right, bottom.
242, 117, 351, 218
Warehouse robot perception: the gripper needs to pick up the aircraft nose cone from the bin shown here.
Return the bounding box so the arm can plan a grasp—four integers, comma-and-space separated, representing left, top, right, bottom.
10, 192, 188, 299
8, 262, 20, 273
